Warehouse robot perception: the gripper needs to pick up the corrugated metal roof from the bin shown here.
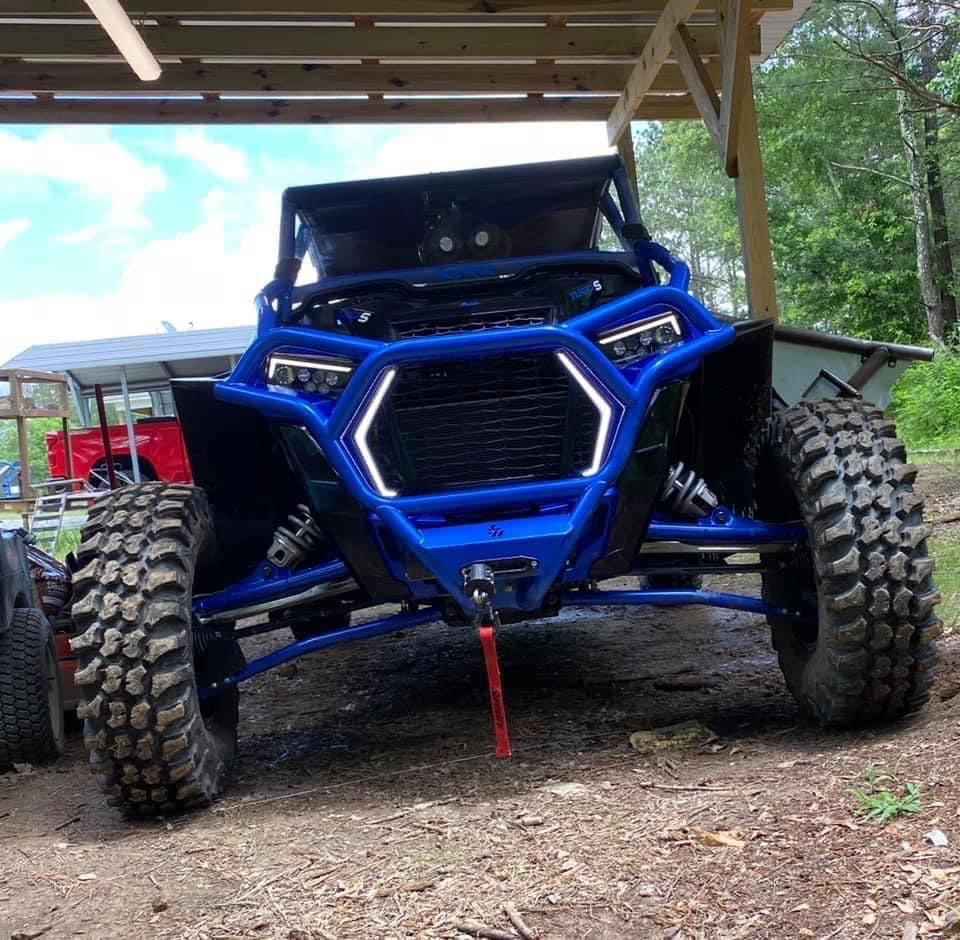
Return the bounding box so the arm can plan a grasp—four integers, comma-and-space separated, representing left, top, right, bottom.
2, 326, 254, 392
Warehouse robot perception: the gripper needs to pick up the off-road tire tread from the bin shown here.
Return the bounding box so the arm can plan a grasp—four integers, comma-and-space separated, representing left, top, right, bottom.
70, 483, 236, 815
762, 399, 941, 726
0, 609, 62, 767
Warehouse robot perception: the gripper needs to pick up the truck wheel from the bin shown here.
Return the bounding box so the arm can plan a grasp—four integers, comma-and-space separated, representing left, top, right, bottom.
0, 609, 65, 767
70, 484, 239, 815
758, 399, 941, 726
89, 460, 156, 491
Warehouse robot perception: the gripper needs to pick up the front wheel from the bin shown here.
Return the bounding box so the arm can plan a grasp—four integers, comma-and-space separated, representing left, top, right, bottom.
88, 460, 156, 491
757, 399, 941, 726
71, 483, 239, 815
0, 609, 65, 768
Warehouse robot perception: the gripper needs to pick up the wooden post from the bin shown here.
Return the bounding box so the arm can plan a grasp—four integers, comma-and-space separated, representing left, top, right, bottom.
616, 129, 640, 203
732, 64, 778, 319
16, 415, 31, 501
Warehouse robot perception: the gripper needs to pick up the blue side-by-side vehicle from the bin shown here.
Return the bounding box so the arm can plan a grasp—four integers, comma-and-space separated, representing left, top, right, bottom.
68, 156, 941, 815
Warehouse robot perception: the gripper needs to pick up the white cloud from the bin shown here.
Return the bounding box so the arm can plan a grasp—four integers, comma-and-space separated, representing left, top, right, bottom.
174, 130, 251, 183
0, 218, 30, 251
0, 188, 276, 363
0, 122, 618, 364
356, 122, 613, 180
0, 128, 166, 230
56, 225, 100, 245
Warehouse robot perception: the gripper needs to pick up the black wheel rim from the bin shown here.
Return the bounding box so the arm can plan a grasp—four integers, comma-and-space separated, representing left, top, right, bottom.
44, 643, 64, 746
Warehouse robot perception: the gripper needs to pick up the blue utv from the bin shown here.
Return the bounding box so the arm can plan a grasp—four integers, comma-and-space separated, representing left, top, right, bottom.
69, 156, 941, 815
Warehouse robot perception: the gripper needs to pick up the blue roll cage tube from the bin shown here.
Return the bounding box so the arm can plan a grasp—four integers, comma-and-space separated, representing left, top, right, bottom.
196, 164, 811, 695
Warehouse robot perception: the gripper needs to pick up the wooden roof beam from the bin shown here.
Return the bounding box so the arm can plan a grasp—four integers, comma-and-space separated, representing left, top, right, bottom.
0, 94, 701, 123
0, 60, 722, 96
606, 0, 703, 144
719, 0, 751, 175
1, 0, 792, 15
658, 0, 753, 176
0, 22, 760, 59
671, 23, 720, 148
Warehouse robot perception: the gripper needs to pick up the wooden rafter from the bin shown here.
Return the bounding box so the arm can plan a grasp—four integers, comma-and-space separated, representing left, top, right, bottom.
0, 0, 792, 144
0, 60, 721, 95
0, 94, 700, 123
0, 0, 793, 15
719, 0, 752, 176
670, 23, 720, 149
0, 22, 759, 59
605, 0, 703, 145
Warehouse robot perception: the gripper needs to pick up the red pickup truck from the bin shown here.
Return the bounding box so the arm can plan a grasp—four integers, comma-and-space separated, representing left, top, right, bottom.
46, 417, 193, 488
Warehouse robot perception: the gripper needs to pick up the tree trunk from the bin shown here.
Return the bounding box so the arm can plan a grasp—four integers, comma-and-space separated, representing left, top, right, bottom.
916, 0, 957, 341
727, 260, 741, 318
897, 88, 944, 341
923, 109, 957, 341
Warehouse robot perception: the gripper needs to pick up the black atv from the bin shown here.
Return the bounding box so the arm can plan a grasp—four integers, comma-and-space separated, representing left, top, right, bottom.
0, 530, 65, 768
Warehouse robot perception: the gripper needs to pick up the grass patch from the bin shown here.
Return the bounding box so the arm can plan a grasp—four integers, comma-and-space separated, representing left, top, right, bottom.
930, 537, 960, 634
52, 526, 82, 562
909, 446, 960, 465
849, 765, 922, 824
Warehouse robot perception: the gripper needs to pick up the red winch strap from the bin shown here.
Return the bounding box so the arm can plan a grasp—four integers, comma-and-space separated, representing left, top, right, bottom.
478, 623, 512, 758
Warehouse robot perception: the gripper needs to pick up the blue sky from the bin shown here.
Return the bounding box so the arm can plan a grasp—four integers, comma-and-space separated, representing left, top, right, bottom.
0, 122, 613, 363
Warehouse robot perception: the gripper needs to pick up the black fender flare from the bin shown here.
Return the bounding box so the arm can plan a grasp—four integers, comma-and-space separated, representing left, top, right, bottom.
0, 531, 36, 633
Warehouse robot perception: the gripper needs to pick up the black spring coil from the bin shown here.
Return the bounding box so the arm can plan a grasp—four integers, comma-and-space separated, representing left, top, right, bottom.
267, 504, 324, 568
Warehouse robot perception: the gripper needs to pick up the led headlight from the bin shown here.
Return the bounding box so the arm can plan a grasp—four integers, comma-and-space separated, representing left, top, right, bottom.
598, 312, 683, 366
266, 353, 355, 397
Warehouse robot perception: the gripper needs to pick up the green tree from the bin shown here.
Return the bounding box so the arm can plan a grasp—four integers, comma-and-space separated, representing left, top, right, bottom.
633, 6, 931, 344
0, 417, 64, 488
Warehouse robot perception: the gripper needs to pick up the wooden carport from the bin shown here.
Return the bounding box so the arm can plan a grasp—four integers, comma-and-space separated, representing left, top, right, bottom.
0, 0, 809, 318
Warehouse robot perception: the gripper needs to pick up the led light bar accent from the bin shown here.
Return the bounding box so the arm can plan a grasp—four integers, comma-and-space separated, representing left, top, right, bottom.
267, 355, 353, 382
352, 367, 399, 498
555, 351, 613, 478
598, 313, 682, 346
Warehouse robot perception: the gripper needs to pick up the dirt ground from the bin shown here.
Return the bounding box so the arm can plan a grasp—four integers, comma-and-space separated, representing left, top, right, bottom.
3, 466, 960, 940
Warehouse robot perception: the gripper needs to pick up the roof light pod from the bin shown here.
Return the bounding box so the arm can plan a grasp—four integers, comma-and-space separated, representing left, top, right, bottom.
266, 353, 355, 397
598, 312, 683, 366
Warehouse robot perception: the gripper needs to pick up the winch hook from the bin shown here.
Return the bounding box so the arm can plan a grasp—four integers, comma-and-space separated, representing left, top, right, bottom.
464, 563, 512, 758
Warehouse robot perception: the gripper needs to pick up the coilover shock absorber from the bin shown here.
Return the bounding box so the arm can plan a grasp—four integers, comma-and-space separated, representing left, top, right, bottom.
660, 462, 719, 519
266, 504, 325, 569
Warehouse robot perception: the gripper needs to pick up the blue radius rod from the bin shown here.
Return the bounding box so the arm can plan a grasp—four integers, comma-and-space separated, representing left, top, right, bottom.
200, 587, 814, 695
198, 605, 443, 698
562, 589, 813, 621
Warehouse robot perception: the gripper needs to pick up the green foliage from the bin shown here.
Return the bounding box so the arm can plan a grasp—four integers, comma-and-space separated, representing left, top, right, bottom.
0, 417, 63, 487
52, 526, 82, 563
632, 5, 940, 344
633, 123, 743, 315
890, 351, 960, 449
928, 537, 960, 633
849, 765, 922, 824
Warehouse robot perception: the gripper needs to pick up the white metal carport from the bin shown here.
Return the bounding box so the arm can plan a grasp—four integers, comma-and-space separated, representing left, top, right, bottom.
1, 325, 253, 483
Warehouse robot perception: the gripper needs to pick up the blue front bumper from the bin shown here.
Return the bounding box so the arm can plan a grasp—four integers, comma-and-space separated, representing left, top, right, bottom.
217, 280, 735, 614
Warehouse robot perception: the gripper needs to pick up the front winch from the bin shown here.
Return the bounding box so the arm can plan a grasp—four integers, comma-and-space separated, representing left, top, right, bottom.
463, 563, 512, 758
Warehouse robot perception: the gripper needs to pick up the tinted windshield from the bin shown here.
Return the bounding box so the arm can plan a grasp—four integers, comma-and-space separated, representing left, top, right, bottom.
283, 156, 628, 281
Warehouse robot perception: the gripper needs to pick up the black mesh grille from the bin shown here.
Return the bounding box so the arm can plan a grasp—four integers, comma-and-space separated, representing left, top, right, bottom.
393, 304, 550, 340
368, 352, 600, 495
